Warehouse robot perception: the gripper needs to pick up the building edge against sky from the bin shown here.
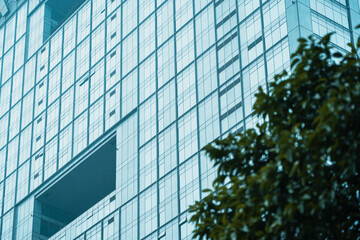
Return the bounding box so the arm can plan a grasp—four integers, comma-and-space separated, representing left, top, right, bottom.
0, 0, 359, 239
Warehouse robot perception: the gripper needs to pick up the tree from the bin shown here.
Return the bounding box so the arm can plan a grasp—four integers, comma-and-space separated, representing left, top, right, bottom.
189, 33, 360, 239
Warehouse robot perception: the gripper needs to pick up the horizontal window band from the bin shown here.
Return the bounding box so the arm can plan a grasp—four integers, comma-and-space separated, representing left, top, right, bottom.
109, 110, 116, 117
110, 90, 116, 97
108, 217, 114, 225
110, 70, 116, 78
215, 0, 225, 8
218, 54, 239, 73
215, 10, 236, 29
111, 14, 117, 21
219, 77, 241, 96
220, 101, 243, 121
248, 36, 263, 51
111, 32, 117, 39
217, 32, 238, 51
110, 50, 117, 58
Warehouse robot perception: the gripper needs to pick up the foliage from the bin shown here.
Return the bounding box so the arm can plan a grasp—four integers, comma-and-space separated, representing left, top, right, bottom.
189, 33, 360, 240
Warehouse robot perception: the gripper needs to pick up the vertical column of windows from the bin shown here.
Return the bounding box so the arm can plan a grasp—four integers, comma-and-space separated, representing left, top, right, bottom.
242, 58, 266, 121
11, 70, 23, 107
14, 197, 34, 239
1, 209, 14, 239
196, 47, 217, 102
34, 80, 47, 119
90, 60, 105, 104
263, 0, 287, 50
157, 81, 176, 132
122, 0, 138, 37
6, 137, 18, 177
8, 103, 21, 141
44, 137, 57, 180
75, 75, 89, 118
92, 0, 106, 29
30, 150, 43, 191
4, 16, 15, 53
139, 95, 157, 147
32, 113, 45, 154
139, 0, 155, 24
106, 7, 121, 52
266, 38, 290, 82
157, 0, 174, 47
60, 86, 74, 130
46, 100, 59, 142
177, 64, 196, 117
62, 52, 75, 93
116, 114, 138, 204
219, 74, 243, 133
122, 30, 138, 77
48, 65, 61, 105
159, 170, 178, 227
139, 15, 156, 63
198, 92, 220, 148
0, 148, 5, 182
179, 155, 199, 213
58, 124, 72, 169
239, 10, 263, 68
195, 4, 215, 56
15, 161, 29, 203
139, 54, 156, 103
176, 22, 195, 73
91, 23, 105, 67
73, 111, 88, 156
120, 198, 138, 239
50, 30, 63, 70
121, 69, 137, 117
157, 38, 175, 88
158, 123, 177, 178
3, 172, 16, 213
2, 47, 13, 83
139, 138, 157, 191
77, 2, 91, 43
159, 218, 179, 239
37, 44, 49, 83
19, 125, 32, 166
175, 0, 193, 30
21, 90, 34, 130
102, 211, 119, 239
63, 17, 77, 57
238, 0, 260, 22
14, 37, 26, 72
23, 56, 36, 96
89, 98, 104, 144
178, 108, 198, 164
28, 5, 45, 58
105, 82, 120, 130
107, 0, 121, 15
139, 185, 157, 239
76, 37, 90, 80
106, 45, 120, 91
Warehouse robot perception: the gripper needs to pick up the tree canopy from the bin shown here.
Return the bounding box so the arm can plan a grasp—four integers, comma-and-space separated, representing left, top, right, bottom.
189, 33, 360, 239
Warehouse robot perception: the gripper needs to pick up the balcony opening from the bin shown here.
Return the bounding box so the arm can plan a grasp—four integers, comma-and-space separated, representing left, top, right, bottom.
43, 0, 86, 41
32, 137, 116, 239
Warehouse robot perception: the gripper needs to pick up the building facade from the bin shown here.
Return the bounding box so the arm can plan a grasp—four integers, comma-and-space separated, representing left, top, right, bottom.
0, 0, 359, 239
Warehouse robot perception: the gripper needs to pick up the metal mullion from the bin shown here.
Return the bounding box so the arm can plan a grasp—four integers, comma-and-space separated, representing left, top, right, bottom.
191, 0, 203, 202
171, 0, 182, 238
212, 0, 223, 138
259, 0, 270, 94
235, 0, 247, 131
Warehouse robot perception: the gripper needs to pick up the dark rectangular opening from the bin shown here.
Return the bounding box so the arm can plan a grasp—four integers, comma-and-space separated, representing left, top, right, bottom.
43, 0, 87, 41
32, 137, 116, 239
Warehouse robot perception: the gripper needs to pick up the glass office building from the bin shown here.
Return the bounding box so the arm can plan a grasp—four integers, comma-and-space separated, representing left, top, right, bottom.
0, 0, 359, 239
